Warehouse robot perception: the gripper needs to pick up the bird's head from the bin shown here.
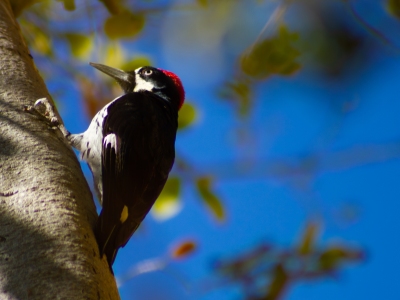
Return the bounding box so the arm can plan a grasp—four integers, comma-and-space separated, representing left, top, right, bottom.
90, 62, 185, 110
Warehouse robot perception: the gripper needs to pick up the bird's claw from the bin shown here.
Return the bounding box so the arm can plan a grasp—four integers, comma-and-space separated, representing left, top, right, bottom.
24, 98, 60, 127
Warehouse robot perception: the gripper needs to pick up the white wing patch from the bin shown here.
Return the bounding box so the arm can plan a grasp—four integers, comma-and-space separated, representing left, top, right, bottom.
103, 133, 119, 152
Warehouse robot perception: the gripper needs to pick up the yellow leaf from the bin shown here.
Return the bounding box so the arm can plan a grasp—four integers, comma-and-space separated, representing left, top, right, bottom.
23, 21, 52, 55
178, 102, 197, 130
120, 56, 152, 71
196, 177, 225, 221
298, 222, 320, 255
151, 177, 181, 221
65, 33, 93, 59
104, 10, 145, 40
103, 44, 125, 68
34, 32, 52, 55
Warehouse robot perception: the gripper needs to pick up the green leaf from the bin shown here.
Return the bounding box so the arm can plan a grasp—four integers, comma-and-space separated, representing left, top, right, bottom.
197, 0, 208, 7
98, 0, 121, 14
65, 33, 93, 59
120, 56, 152, 71
196, 177, 225, 221
298, 222, 320, 255
57, 0, 75, 11
266, 264, 288, 300
319, 246, 364, 271
219, 79, 252, 117
386, 0, 400, 19
104, 10, 145, 40
151, 177, 181, 221
178, 102, 197, 130
240, 26, 301, 79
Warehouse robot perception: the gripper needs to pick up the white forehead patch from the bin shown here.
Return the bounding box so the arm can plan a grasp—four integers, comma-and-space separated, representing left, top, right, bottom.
134, 68, 155, 92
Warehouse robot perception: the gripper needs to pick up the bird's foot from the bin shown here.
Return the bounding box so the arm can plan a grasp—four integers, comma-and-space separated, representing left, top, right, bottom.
24, 98, 60, 127
24, 98, 70, 137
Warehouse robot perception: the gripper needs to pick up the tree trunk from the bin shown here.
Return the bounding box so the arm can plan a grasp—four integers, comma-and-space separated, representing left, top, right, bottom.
0, 1, 119, 299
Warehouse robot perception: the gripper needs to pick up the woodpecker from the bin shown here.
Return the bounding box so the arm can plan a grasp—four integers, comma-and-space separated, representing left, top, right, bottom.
61, 62, 184, 268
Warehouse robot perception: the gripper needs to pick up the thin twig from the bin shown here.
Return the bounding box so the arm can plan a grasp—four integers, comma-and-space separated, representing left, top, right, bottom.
343, 0, 400, 53
246, 0, 292, 55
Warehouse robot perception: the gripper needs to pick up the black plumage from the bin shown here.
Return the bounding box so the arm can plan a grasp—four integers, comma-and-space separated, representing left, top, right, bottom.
96, 91, 178, 267
64, 63, 185, 270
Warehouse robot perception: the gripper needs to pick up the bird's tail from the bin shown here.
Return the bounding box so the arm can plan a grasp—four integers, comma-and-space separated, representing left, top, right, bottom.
94, 214, 118, 272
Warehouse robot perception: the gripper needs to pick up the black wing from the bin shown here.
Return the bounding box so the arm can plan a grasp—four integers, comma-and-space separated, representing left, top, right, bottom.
95, 92, 177, 268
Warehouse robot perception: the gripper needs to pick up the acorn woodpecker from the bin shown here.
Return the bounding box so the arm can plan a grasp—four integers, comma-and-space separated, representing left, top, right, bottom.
65, 63, 185, 268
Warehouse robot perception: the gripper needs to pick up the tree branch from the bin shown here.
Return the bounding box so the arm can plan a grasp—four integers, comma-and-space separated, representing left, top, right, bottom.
0, 1, 119, 298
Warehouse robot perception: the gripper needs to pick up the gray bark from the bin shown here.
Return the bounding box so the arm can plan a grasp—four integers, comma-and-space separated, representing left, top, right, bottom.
0, 1, 119, 299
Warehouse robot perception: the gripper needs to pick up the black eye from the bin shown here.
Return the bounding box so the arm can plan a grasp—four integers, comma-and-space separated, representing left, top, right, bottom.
141, 69, 153, 76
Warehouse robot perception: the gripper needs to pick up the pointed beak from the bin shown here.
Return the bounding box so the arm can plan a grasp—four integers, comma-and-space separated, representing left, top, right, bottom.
89, 62, 128, 81
89, 62, 135, 93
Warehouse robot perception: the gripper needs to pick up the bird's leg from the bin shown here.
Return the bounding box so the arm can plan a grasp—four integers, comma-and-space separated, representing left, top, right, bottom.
24, 97, 71, 139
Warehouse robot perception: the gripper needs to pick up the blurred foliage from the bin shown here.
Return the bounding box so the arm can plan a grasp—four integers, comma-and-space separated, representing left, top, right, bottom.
103, 44, 126, 69
120, 56, 152, 71
197, 0, 208, 8
386, 0, 400, 19
151, 176, 181, 221
20, 19, 52, 56
218, 26, 301, 117
104, 10, 145, 40
298, 3, 370, 80
178, 102, 197, 130
10, 0, 395, 298
98, 0, 122, 14
219, 78, 253, 117
65, 33, 93, 59
10, 0, 39, 17
212, 222, 364, 300
240, 26, 301, 80
58, 0, 76, 11
196, 177, 225, 221
117, 238, 198, 286
297, 222, 319, 255
170, 239, 197, 259
79, 76, 111, 118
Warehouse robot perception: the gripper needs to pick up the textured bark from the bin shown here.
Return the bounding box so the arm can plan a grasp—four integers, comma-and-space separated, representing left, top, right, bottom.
0, 1, 119, 299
